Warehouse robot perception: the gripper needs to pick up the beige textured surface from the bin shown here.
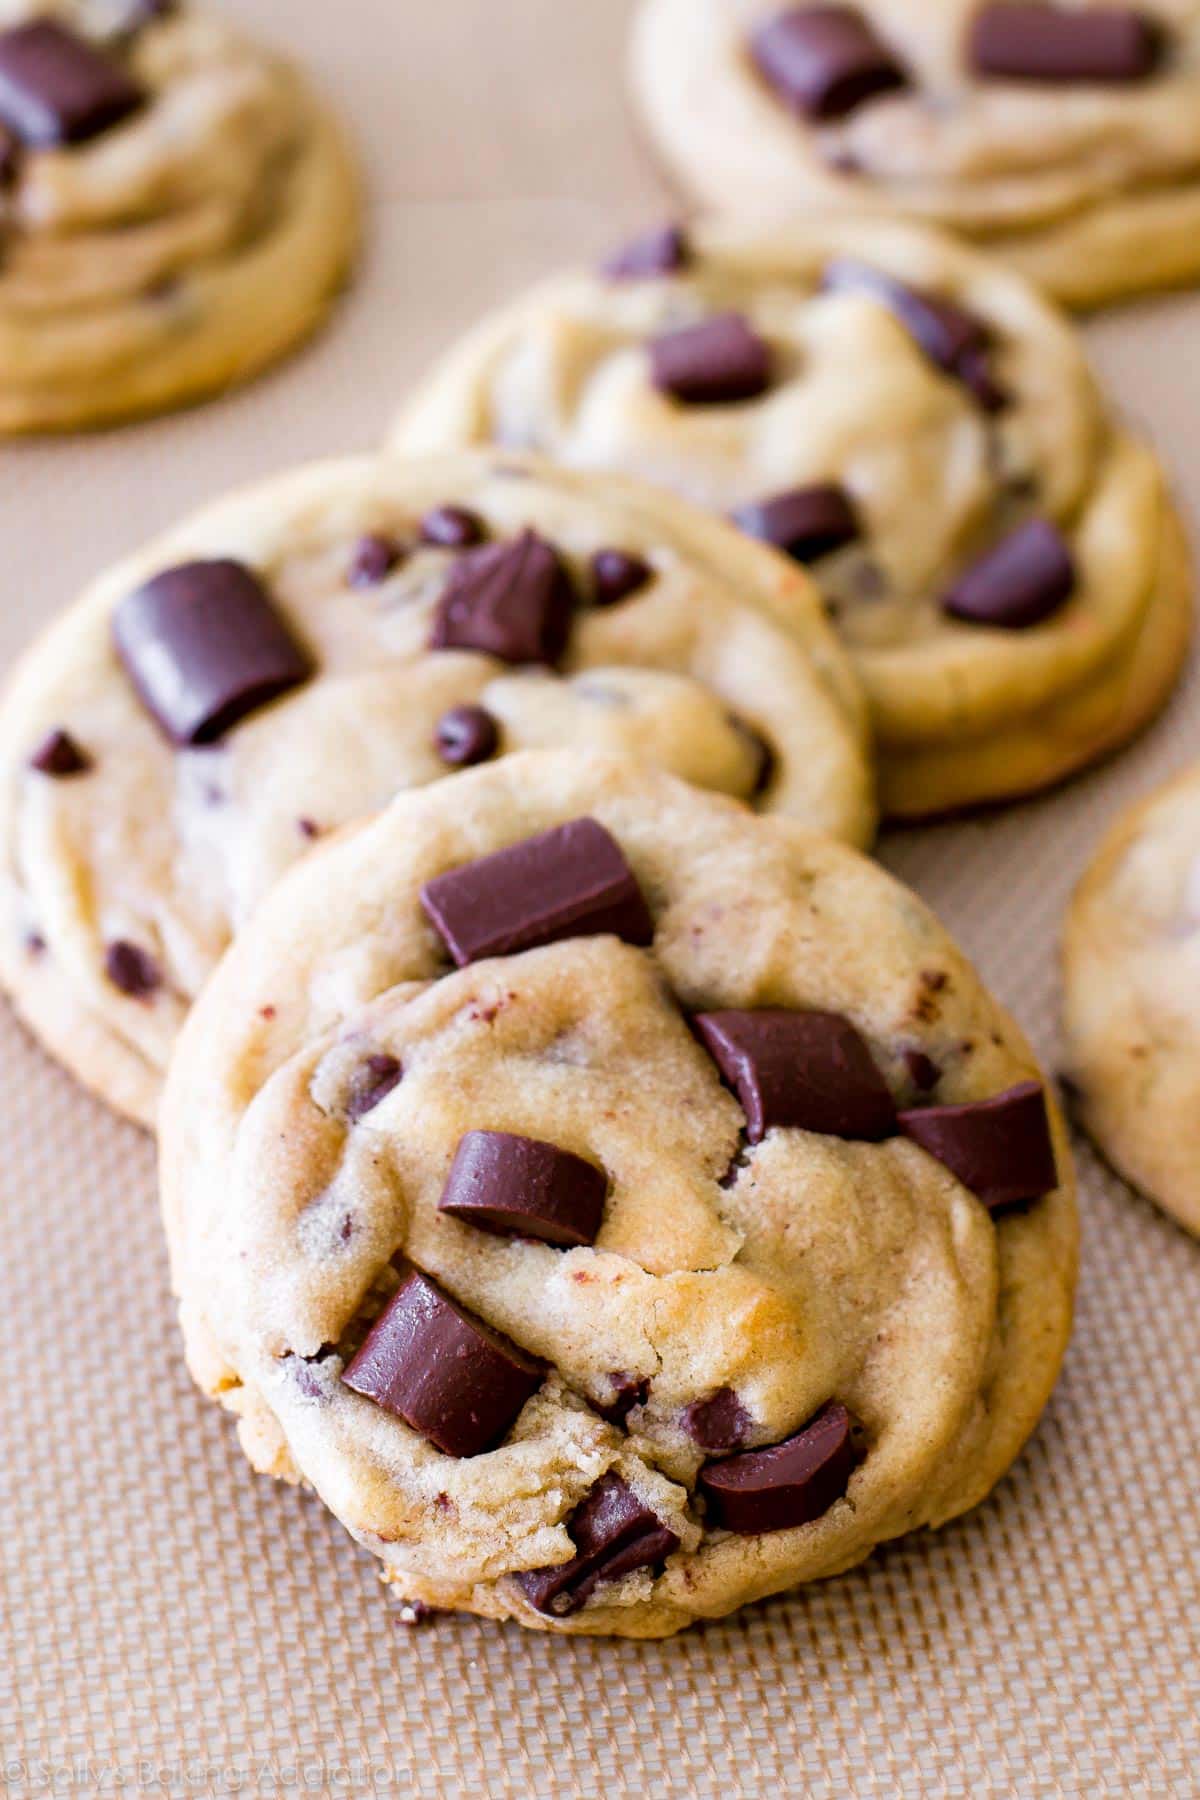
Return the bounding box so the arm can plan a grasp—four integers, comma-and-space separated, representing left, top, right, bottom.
0, 0, 1198, 1791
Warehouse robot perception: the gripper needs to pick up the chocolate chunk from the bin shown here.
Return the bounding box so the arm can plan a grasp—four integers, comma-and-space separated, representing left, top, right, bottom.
296, 817, 320, 840
433, 704, 499, 767
970, 4, 1161, 82
943, 518, 1076, 629
421, 817, 654, 968
699, 1400, 857, 1534
105, 939, 161, 999
348, 533, 403, 587
649, 313, 772, 406
732, 484, 860, 564
438, 1130, 607, 1248
515, 1474, 679, 1616
420, 505, 486, 550
693, 1009, 897, 1144
591, 549, 653, 607
0, 123, 19, 186
749, 5, 908, 119
0, 20, 143, 148
29, 729, 91, 778
113, 559, 312, 746
824, 260, 1005, 407
603, 223, 691, 280
682, 1387, 753, 1454
597, 1372, 650, 1425
899, 1079, 1058, 1211
342, 1267, 543, 1457
903, 1048, 941, 1094
345, 1053, 403, 1122
430, 530, 575, 667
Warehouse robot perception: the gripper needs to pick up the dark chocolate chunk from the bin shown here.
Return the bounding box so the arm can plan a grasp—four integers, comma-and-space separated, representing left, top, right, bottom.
347, 533, 403, 587
515, 1473, 679, 1616
603, 223, 691, 280
649, 312, 772, 406
345, 1053, 403, 1122
749, 5, 908, 119
113, 559, 312, 746
899, 1079, 1058, 1211
942, 518, 1076, 629
699, 1400, 857, 1534
421, 816, 654, 968
105, 939, 161, 999
597, 1372, 650, 1425
0, 123, 19, 186
682, 1387, 753, 1454
732, 484, 860, 564
824, 259, 1005, 407
420, 505, 486, 550
342, 1267, 543, 1457
430, 530, 575, 667
590, 548, 653, 607
0, 20, 144, 148
29, 729, 91, 778
970, 4, 1162, 82
903, 1048, 941, 1094
693, 1009, 897, 1145
438, 1130, 607, 1248
433, 704, 499, 767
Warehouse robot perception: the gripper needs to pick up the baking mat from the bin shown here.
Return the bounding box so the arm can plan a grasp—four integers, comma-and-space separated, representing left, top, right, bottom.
1, 2, 1198, 1793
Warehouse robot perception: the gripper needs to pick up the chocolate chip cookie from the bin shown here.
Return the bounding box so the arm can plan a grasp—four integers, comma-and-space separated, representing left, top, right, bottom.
631, 1, 1200, 309
1063, 763, 1200, 1236
158, 749, 1077, 1638
0, 2, 357, 431
391, 217, 1191, 818
0, 450, 872, 1126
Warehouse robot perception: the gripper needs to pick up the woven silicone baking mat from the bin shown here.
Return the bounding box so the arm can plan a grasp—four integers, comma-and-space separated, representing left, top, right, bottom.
2, 2, 1198, 1794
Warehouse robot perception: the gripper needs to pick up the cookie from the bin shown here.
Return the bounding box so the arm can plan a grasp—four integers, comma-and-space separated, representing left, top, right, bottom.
1063, 763, 1200, 1236
0, 2, 357, 431
630, 0, 1200, 309
391, 216, 1191, 819
0, 449, 873, 1127
158, 750, 1077, 1639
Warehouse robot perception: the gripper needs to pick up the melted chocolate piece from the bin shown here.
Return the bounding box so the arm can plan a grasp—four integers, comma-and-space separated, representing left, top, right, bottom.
421, 817, 654, 968
345, 1053, 403, 1122
0, 20, 143, 147
970, 4, 1162, 82
732, 484, 860, 564
113, 559, 312, 745
438, 1130, 608, 1247
430, 530, 575, 666
649, 312, 772, 405
603, 223, 691, 280
699, 1400, 858, 1533
433, 704, 499, 767
29, 729, 91, 777
694, 1009, 897, 1145
348, 534, 403, 587
420, 505, 486, 549
903, 1048, 941, 1094
942, 518, 1076, 629
590, 549, 653, 607
749, 5, 908, 119
104, 939, 161, 999
342, 1267, 543, 1457
824, 261, 1006, 410
597, 1373, 651, 1425
682, 1387, 753, 1454
515, 1474, 679, 1616
899, 1079, 1058, 1211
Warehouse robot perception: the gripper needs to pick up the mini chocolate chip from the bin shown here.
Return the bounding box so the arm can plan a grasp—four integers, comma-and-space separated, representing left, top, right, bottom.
899, 1079, 1058, 1212
421, 817, 654, 968
348, 533, 403, 587
104, 940, 161, 999
420, 505, 486, 550
694, 1009, 897, 1144
903, 1048, 941, 1094
0, 19, 144, 147
649, 313, 772, 406
732, 484, 860, 564
296, 817, 320, 840
603, 223, 691, 280
749, 5, 908, 119
438, 1130, 607, 1248
515, 1474, 679, 1616
430, 530, 575, 667
113, 559, 313, 746
824, 261, 1005, 408
597, 1373, 651, 1425
971, 4, 1162, 82
342, 1266, 543, 1457
25, 930, 46, 957
29, 729, 91, 778
943, 518, 1075, 629
433, 704, 499, 767
683, 1387, 753, 1454
590, 549, 653, 607
345, 1053, 403, 1121
699, 1400, 858, 1534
